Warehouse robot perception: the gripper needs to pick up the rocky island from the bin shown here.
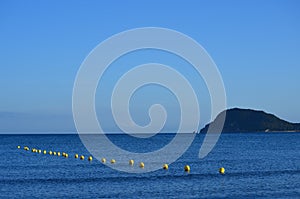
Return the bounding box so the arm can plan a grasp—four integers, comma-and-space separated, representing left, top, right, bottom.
201, 108, 300, 133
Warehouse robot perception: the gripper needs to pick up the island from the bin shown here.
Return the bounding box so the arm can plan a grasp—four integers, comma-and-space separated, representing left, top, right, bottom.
200, 108, 300, 133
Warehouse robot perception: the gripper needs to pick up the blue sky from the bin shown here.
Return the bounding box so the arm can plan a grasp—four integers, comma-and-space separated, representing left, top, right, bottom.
0, 0, 299, 132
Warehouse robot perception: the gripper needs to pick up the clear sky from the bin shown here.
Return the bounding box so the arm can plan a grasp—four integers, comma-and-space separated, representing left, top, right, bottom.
0, 0, 299, 132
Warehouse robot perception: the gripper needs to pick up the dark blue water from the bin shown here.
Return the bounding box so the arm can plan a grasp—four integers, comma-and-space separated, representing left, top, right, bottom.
1, 133, 299, 198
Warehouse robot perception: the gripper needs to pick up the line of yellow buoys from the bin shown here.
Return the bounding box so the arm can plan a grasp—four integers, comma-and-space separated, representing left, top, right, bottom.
19, 145, 92, 161
17, 145, 225, 174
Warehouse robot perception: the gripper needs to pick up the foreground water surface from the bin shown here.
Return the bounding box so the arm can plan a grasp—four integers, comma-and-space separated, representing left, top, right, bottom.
0, 133, 299, 198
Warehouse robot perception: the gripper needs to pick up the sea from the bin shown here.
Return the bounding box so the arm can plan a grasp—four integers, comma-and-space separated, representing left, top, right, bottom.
0, 133, 299, 198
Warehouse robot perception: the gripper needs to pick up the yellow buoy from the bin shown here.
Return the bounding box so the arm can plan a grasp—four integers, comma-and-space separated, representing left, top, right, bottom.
43, 150, 47, 154
24, 146, 29, 151
139, 162, 145, 168
101, 158, 106, 163
163, 164, 168, 170
53, 152, 57, 156
80, 155, 84, 160
219, 167, 225, 174
65, 153, 68, 158
38, 150, 41, 153
129, 159, 134, 166
57, 152, 61, 156
110, 159, 116, 164
75, 154, 79, 159
17, 146, 21, 149
49, 151, 53, 155
62, 152, 66, 157
184, 165, 190, 172
88, 156, 93, 161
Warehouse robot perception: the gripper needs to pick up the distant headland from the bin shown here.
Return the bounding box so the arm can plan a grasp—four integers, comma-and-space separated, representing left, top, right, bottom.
200, 108, 300, 133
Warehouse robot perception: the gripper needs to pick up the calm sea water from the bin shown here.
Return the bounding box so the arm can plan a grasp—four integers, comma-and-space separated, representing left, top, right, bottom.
0, 133, 299, 198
